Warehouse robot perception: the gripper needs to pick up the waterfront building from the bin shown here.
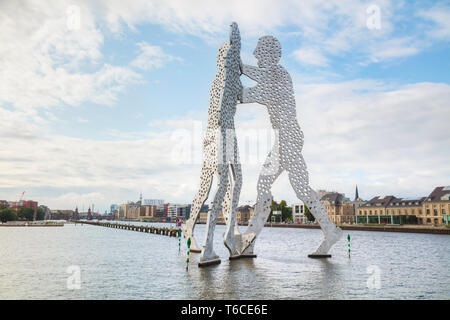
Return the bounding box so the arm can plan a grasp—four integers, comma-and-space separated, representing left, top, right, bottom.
422, 186, 450, 226
386, 197, 424, 224
143, 199, 164, 206
316, 189, 331, 199
356, 186, 450, 225
117, 203, 132, 220
236, 205, 254, 224
321, 193, 355, 225
199, 205, 224, 223
177, 205, 191, 219
199, 210, 224, 224
141, 205, 157, 220
9, 200, 38, 220
39, 205, 51, 220
356, 196, 422, 225
50, 209, 74, 220
357, 195, 398, 224
110, 204, 118, 214
167, 204, 182, 219
156, 203, 169, 218
292, 202, 308, 224
121, 202, 140, 220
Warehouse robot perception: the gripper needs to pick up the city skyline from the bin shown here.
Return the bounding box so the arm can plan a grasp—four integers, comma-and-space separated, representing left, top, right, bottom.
1, 1, 450, 213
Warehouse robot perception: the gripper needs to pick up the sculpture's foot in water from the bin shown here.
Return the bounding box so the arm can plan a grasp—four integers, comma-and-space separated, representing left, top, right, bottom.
198, 249, 220, 267
308, 254, 331, 258
182, 225, 201, 253
235, 233, 257, 257
229, 254, 257, 260
309, 225, 342, 257
223, 228, 240, 257
198, 258, 221, 267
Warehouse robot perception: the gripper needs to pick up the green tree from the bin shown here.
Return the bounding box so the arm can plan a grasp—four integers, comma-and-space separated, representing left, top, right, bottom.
18, 207, 35, 221
304, 205, 315, 222
267, 200, 279, 222
0, 208, 18, 222
267, 200, 292, 222
281, 205, 292, 222
36, 207, 45, 220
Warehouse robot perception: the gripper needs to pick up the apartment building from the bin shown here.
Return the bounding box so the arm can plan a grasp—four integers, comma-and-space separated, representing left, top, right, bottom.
356, 186, 450, 226
292, 202, 308, 224
321, 193, 355, 225
421, 186, 450, 225
236, 205, 254, 224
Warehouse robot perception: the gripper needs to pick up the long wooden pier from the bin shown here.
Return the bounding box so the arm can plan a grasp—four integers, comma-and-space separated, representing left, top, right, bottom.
74, 221, 179, 237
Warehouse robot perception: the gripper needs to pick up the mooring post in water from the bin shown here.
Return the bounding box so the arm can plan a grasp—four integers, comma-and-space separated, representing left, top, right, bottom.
186, 237, 191, 271
347, 234, 351, 258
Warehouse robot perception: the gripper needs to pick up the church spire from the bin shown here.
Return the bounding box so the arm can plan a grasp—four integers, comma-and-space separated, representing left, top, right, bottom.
355, 185, 359, 201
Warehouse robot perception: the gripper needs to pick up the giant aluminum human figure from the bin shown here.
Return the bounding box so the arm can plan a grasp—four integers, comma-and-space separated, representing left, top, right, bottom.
182, 22, 243, 265
236, 36, 343, 257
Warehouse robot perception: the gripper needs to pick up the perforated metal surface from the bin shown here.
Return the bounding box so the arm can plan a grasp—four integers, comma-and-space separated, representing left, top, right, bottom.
238, 35, 342, 256
184, 25, 342, 263
182, 22, 243, 262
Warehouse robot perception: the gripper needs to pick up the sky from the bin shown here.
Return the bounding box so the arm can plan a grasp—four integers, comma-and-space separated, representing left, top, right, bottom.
0, 0, 449, 213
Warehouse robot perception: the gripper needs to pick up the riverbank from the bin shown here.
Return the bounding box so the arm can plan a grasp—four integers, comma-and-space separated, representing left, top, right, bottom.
0, 221, 64, 227
263, 223, 450, 235
131, 220, 450, 235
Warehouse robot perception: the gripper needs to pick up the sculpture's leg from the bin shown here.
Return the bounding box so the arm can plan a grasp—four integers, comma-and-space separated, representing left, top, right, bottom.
239, 146, 283, 256
221, 168, 234, 253
287, 156, 342, 257
183, 165, 214, 253
199, 166, 229, 266
232, 138, 243, 239
223, 161, 242, 257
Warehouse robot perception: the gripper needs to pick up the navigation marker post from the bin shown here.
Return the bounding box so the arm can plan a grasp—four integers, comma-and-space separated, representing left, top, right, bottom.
176, 218, 182, 252
186, 237, 191, 271
347, 234, 351, 258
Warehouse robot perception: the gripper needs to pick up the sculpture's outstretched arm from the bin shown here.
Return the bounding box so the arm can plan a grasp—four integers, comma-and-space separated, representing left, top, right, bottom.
241, 86, 261, 104
241, 64, 263, 81
239, 64, 265, 104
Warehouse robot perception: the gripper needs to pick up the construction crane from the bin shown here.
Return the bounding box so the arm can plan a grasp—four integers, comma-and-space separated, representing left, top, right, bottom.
18, 191, 25, 204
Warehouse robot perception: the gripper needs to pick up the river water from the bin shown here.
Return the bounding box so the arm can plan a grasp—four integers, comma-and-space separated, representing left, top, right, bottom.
0, 222, 448, 299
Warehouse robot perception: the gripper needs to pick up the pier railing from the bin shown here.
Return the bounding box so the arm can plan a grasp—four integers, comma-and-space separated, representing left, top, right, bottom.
72, 221, 179, 237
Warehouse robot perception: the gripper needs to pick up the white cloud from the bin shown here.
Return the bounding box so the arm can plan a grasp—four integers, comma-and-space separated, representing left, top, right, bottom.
368, 37, 420, 62
1, 80, 449, 210
77, 117, 89, 123
1, 0, 449, 212
91, 0, 403, 66
294, 80, 450, 199
0, 0, 142, 110
419, 3, 450, 40
131, 42, 182, 71
293, 47, 329, 66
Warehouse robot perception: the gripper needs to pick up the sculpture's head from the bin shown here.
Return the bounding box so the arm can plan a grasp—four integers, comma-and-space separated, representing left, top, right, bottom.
254, 36, 281, 68
229, 22, 241, 51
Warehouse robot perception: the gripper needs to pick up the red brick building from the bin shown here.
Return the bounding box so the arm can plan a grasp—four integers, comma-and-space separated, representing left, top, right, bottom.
10, 200, 38, 220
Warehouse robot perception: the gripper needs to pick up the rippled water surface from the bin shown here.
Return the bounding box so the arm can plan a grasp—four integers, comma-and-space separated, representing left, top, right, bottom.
0, 222, 448, 299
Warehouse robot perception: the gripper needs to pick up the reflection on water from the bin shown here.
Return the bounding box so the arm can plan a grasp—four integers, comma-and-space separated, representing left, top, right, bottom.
0, 222, 448, 299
